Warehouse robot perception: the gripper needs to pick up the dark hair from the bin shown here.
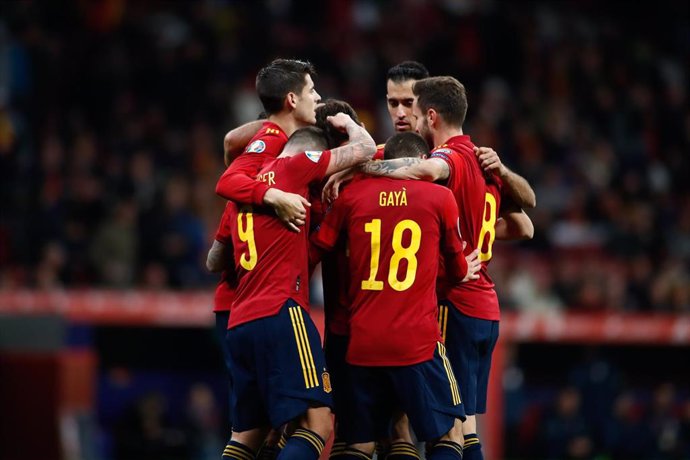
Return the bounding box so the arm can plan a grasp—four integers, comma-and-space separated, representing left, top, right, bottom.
315, 99, 361, 149
413, 76, 467, 128
256, 59, 316, 115
384, 132, 429, 160
387, 61, 430, 83
285, 126, 329, 152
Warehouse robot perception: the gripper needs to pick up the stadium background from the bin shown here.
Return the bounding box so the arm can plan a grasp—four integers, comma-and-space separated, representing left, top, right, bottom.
0, 0, 688, 459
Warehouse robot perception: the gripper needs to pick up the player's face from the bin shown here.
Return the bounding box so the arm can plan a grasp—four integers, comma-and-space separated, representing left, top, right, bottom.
413, 100, 433, 147
294, 74, 321, 126
386, 79, 417, 132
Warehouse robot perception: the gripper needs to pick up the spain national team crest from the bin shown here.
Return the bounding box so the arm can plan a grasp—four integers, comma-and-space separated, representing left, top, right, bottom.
246, 140, 266, 153
322, 371, 332, 393
305, 151, 323, 163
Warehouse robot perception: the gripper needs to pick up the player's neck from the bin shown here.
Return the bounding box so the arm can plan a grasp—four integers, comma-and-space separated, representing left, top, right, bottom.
433, 126, 464, 147
267, 113, 305, 138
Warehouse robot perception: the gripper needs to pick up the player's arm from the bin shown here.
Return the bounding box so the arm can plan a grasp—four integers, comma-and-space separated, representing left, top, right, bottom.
206, 240, 229, 272
324, 113, 377, 176
223, 120, 265, 166
207, 204, 236, 272
216, 158, 309, 232
216, 155, 271, 205
495, 197, 534, 241
358, 156, 450, 182
474, 146, 536, 208
439, 190, 480, 283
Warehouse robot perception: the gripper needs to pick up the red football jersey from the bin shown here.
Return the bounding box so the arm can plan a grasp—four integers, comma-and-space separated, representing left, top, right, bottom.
430, 135, 504, 321
312, 177, 467, 366
372, 144, 385, 160
228, 149, 332, 328
213, 203, 237, 312
216, 122, 288, 205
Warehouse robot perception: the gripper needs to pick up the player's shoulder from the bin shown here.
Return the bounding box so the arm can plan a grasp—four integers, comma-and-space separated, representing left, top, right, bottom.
372, 144, 386, 161
245, 122, 287, 153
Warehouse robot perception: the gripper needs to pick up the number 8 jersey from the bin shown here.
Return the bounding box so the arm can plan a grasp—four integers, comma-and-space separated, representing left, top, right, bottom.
311, 176, 468, 366
430, 135, 504, 321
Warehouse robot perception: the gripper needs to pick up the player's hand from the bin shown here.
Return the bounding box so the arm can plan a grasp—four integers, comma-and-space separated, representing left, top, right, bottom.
263, 188, 310, 232
474, 146, 507, 177
462, 247, 481, 282
322, 168, 355, 204
327, 112, 354, 133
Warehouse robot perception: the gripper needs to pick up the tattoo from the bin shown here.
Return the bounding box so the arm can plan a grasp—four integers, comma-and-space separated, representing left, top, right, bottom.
329, 125, 376, 173
360, 158, 423, 177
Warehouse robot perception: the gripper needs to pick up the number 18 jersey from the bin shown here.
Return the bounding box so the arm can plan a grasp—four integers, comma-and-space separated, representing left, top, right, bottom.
312, 177, 468, 366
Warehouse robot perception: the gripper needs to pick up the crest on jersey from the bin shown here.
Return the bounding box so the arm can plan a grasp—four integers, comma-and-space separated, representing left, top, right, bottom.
305, 151, 323, 163
247, 140, 266, 153
322, 371, 332, 393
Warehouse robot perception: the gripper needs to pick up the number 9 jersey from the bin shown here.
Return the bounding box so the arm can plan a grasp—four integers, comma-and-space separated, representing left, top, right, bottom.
430, 135, 504, 321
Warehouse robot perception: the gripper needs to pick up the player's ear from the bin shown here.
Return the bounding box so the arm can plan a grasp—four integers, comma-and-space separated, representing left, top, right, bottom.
286, 92, 298, 110
427, 108, 437, 127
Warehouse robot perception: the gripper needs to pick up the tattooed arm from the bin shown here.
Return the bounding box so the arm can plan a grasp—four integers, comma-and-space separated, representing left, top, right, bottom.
359, 156, 450, 182
325, 113, 377, 176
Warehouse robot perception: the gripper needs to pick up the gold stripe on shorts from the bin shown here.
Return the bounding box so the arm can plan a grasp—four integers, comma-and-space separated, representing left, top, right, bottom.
438, 342, 461, 405
289, 306, 319, 388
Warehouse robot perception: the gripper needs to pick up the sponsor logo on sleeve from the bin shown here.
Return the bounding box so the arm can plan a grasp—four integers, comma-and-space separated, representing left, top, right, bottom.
246, 140, 266, 153
305, 151, 323, 163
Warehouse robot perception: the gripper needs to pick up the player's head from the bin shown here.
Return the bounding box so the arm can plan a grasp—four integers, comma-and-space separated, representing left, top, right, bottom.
315, 99, 362, 148
281, 126, 329, 157
386, 61, 430, 132
256, 59, 321, 124
412, 76, 467, 145
383, 132, 429, 160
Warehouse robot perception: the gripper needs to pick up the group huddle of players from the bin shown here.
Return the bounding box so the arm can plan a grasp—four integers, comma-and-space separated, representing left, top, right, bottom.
206, 59, 536, 460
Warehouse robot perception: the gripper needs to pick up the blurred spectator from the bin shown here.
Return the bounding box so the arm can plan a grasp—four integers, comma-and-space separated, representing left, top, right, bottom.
113, 391, 187, 460
539, 387, 593, 460
601, 391, 654, 460
184, 383, 224, 460
89, 199, 138, 287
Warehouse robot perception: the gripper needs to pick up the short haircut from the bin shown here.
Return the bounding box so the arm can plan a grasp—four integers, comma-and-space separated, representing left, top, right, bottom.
384, 132, 429, 160
285, 126, 329, 152
387, 61, 430, 83
315, 99, 361, 149
413, 76, 467, 128
256, 59, 316, 115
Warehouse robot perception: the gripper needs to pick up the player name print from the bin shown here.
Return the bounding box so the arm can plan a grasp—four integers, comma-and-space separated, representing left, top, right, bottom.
257, 170, 276, 185
379, 189, 408, 207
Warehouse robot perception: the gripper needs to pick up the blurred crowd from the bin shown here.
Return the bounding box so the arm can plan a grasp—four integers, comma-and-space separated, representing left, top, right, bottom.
503, 347, 690, 460
0, 0, 688, 312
